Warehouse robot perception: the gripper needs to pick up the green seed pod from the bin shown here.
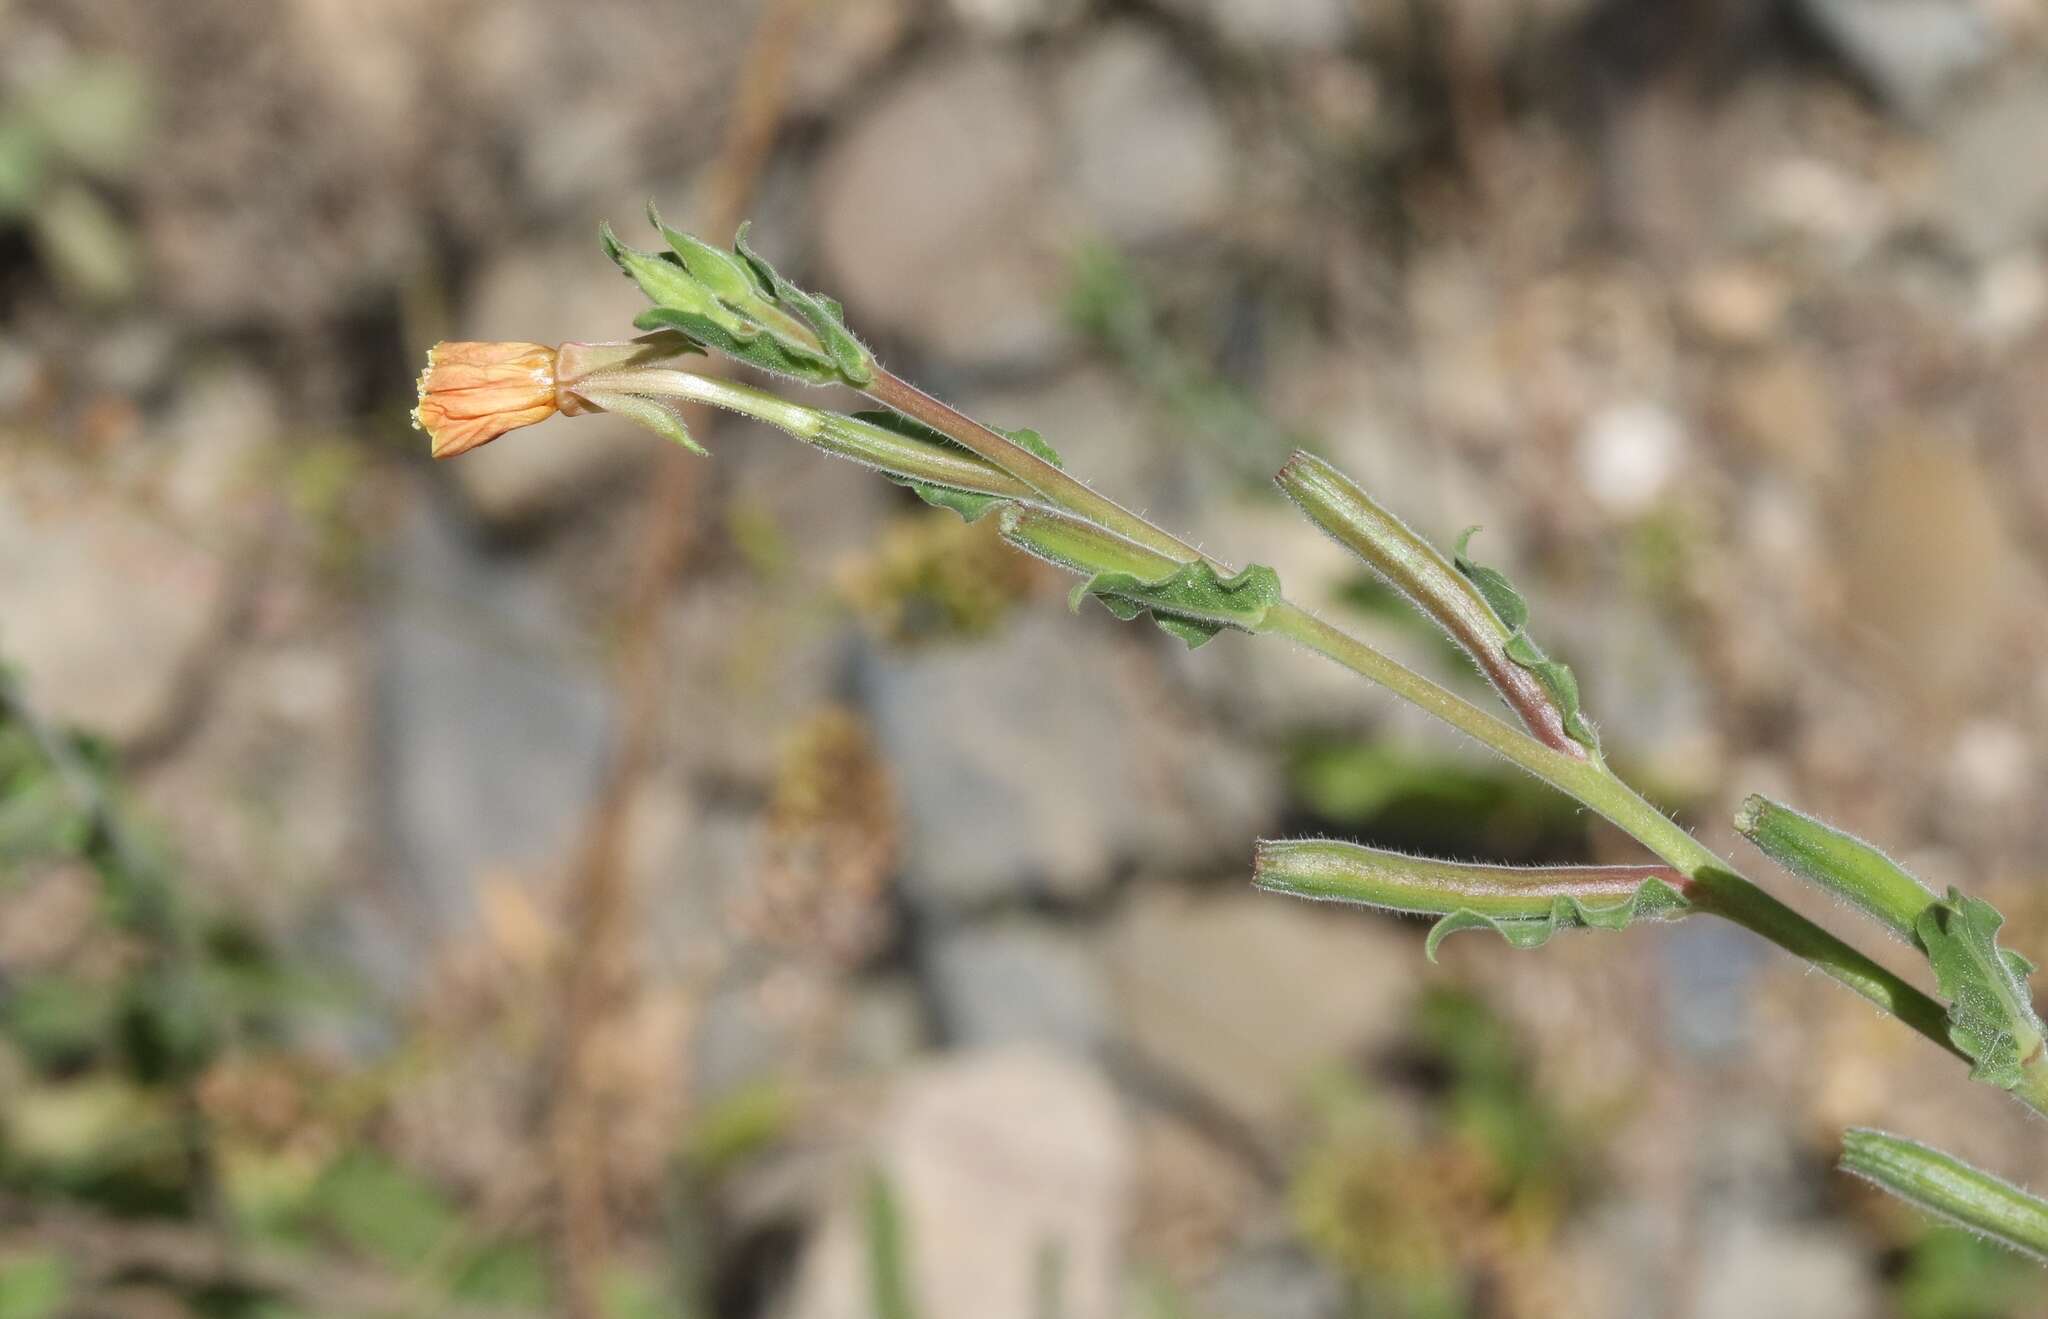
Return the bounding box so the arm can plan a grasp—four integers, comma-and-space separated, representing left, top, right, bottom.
1735, 795, 1936, 944
1841, 1129, 2048, 1261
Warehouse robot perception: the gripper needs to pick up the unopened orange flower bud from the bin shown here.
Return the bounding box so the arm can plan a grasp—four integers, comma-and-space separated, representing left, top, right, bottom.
413, 341, 559, 459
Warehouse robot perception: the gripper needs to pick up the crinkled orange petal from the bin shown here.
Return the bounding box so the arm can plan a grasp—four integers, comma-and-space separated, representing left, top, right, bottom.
414, 341, 560, 459
415, 396, 558, 459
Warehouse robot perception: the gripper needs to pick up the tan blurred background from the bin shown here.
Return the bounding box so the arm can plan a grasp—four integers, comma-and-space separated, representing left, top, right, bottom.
4, 0, 2048, 1315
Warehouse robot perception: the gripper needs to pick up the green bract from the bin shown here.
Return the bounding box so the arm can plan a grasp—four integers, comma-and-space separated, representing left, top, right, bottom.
1917, 889, 2047, 1091
600, 215, 874, 389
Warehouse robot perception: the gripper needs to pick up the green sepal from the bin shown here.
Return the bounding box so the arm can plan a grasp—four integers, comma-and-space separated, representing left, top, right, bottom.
1072, 559, 1283, 650
1425, 876, 1690, 959
1452, 529, 1600, 754
1917, 888, 2048, 1089
648, 204, 762, 305
851, 411, 1060, 523
733, 222, 875, 387
576, 389, 705, 456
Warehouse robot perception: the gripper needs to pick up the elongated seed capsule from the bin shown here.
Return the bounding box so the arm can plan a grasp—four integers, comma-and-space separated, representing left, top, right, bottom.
1735, 795, 1936, 945
815, 414, 1034, 501
1840, 1128, 2048, 1260
1253, 837, 1688, 918
996, 504, 1183, 582
1274, 450, 1585, 758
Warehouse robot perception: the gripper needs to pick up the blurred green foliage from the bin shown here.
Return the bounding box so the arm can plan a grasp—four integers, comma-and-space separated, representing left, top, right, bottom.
0, 55, 149, 302
1894, 1226, 2048, 1319
1287, 738, 1587, 859
1292, 988, 1581, 1319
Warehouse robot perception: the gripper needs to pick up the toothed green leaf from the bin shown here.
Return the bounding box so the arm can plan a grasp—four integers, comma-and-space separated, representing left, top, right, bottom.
1452, 528, 1599, 754
1072, 559, 1284, 649
1424, 876, 1690, 958
1917, 888, 2046, 1090
997, 506, 1276, 646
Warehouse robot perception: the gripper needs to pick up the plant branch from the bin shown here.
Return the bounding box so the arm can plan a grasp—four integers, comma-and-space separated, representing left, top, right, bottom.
836, 387, 1968, 1067
865, 366, 1203, 565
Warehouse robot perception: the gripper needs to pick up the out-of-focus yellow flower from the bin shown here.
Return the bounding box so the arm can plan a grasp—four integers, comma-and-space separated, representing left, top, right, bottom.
413, 341, 559, 459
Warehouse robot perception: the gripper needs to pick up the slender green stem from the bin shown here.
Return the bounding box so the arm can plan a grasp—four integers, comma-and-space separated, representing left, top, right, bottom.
866, 367, 1205, 565
693, 357, 1971, 1076
1261, 602, 1965, 1061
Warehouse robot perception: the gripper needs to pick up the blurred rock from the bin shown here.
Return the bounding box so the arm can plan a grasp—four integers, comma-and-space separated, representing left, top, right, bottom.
928, 918, 1109, 1052
815, 52, 1070, 370
1057, 26, 1231, 244
369, 501, 610, 971
839, 975, 932, 1075
140, 639, 365, 933
659, 582, 858, 792
1723, 352, 1841, 480
1161, 0, 1357, 52
1969, 248, 2048, 344
0, 459, 227, 743
1681, 262, 1790, 346
1559, 598, 1718, 794
1689, 1215, 1877, 1319
1933, 72, 2048, 256
955, 366, 1182, 519
1107, 885, 1413, 1128
1575, 399, 1686, 518
1794, 0, 1996, 115
789, 1048, 1131, 1319
791, 0, 917, 114
1201, 1241, 1349, 1319
157, 365, 279, 535
945, 0, 1089, 38
1841, 437, 2014, 703
442, 237, 666, 526
863, 606, 1277, 911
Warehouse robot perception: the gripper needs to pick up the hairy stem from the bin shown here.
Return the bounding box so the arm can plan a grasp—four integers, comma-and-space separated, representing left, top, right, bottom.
1258, 604, 1965, 1060
866, 367, 1204, 565
608, 351, 1977, 1082
843, 383, 1971, 1067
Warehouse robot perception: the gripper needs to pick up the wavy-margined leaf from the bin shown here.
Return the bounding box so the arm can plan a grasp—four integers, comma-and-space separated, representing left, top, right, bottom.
1077, 560, 1283, 648
1452, 529, 1599, 755
998, 506, 1281, 647
847, 410, 1060, 522
1917, 889, 2047, 1090
1424, 878, 1690, 958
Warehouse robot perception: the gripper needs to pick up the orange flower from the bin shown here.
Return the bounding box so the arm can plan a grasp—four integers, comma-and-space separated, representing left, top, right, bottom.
413, 341, 559, 459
